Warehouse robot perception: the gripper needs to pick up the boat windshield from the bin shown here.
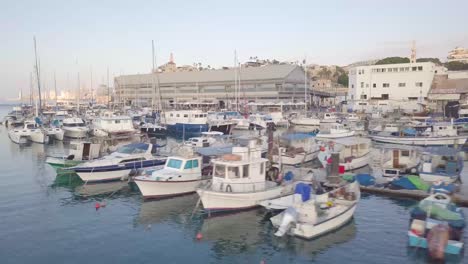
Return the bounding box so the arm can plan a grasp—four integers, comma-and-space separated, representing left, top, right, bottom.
167, 159, 183, 169
117, 143, 148, 154
214, 164, 226, 178
64, 123, 85, 127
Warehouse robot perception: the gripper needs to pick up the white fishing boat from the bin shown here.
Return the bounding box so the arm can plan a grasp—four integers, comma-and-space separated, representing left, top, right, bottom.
289, 115, 320, 126
67, 143, 166, 183
418, 147, 463, 184
318, 137, 371, 171
248, 114, 276, 130
316, 123, 355, 139
91, 112, 136, 138
196, 142, 295, 213
272, 133, 321, 166
46, 141, 101, 170
378, 145, 420, 178
271, 180, 360, 239
370, 124, 468, 146
8, 120, 49, 144
345, 113, 360, 122
321, 112, 338, 123
62, 117, 89, 138
184, 131, 225, 148
134, 154, 210, 199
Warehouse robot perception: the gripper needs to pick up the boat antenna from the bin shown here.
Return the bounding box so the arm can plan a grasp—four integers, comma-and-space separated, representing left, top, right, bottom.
33, 36, 42, 115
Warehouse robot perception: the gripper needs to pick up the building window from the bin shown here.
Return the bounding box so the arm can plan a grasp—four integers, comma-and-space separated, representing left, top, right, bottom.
388, 68, 392, 72
400, 67, 405, 72
373, 83, 376, 88
360, 94, 367, 99
418, 66, 423, 71
381, 68, 386, 72
415, 82, 423, 87
366, 84, 369, 88
412, 67, 417, 71
393, 68, 398, 72
362, 70, 364, 74
382, 94, 389, 100
351, 84, 354, 88
405, 67, 409, 71
383, 83, 390, 88
398, 83, 406, 87
408, 97, 418, 100
360, 82, 364, 88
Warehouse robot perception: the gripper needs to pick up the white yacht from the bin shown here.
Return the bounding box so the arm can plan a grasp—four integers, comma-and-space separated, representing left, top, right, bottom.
8, 120, 49, 144
62, 117, 89, 138
91, 112, 136, 138
68, 143, 166, 183
290, 115, 321, 127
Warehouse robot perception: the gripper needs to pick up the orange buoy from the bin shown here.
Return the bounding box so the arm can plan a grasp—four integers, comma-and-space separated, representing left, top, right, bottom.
95, 202, 100, 210
196, 232, 203, 240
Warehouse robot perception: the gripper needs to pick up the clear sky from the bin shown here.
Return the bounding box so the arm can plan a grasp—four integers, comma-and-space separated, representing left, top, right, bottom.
1, 0, 467, 100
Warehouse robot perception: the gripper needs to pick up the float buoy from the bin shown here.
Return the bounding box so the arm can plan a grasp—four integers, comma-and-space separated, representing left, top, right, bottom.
95, 202, 101, 210
196, 232, 203, 240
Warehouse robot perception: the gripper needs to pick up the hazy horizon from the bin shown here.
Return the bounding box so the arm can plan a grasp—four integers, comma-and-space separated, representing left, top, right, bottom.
1, 0, 467, 101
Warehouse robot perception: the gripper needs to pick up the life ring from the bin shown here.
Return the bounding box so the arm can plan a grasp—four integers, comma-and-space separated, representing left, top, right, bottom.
225, 184, 232, 192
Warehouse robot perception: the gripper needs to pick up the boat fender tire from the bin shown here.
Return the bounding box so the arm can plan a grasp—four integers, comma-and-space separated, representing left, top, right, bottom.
267, 167, 280, 181
225, 184, 232, 192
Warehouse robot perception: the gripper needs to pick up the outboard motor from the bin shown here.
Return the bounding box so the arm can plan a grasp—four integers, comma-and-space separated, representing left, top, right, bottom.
274, 207, 298, 237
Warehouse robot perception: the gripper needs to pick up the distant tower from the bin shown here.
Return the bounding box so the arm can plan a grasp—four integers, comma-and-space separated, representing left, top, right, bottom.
169, 52, 174, 64
410, 40, 417, 63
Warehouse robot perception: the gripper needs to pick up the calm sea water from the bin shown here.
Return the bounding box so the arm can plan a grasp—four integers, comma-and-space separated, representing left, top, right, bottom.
0, 106, 467, 264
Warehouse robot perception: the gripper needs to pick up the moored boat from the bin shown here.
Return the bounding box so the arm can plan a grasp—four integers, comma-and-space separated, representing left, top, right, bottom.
418, 147, 463, 184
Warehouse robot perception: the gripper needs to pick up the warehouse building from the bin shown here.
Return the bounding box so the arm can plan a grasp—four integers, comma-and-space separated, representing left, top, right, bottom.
114, 64, 307, 108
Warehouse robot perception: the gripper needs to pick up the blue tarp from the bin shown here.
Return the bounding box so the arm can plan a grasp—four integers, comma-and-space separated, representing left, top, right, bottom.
294, 183, 312, 202
402, 128, 417, 136
429, 182, 456, 194
284, 171, 294, 181
390, 177, 418, 190
355, 174, 375, 186
281, 133, 315, 141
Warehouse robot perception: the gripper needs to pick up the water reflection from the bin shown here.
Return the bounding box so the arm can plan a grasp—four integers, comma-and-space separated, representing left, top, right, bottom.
74, 181, 129, 197
136, 194, 198, 226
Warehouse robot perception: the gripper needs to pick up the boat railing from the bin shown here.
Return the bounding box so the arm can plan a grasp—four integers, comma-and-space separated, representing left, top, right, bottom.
208, 180, 278, 193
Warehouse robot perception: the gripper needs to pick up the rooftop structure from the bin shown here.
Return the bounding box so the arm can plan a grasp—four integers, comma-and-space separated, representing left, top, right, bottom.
447, 47, 468, 63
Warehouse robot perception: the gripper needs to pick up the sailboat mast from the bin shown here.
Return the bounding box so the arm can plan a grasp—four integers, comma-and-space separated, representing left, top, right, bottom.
54, 71, 58, 107
33, 36, 42, 115
153, 41, 162, 112
234, 50, 237, 111
107, 67, 110, 109
29, 72, 33, 106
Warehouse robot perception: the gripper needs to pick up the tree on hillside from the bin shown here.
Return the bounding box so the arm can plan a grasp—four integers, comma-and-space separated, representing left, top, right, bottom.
337, 73, 349, 87
318, 68, 332, 78
416, 58, 442, 65
445, 61, 468, 71
375, 57, 410, 65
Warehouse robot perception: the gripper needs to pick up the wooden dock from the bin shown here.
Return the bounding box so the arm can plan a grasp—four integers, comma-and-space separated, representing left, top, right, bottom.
360, 186, 468, 207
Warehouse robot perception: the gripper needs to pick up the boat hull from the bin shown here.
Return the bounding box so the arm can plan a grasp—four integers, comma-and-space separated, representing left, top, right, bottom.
273, 150, 320, 166
370, 135, 467, 146
166, 123, 209, 136
418, 172, 459, 184
63, 128, 88, 138
408, 231, 463, 255
341, 152, 371, 171
197, 184, 294, 213
77, 169, 132, 183
209, 123, 236, 135
135, 179, 209, 199
316, 131, 355, 139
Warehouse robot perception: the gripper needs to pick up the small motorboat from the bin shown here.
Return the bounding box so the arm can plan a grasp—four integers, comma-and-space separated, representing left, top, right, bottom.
408, 193, 465, 259
316, 123, 355, 139
318, 137, 371, 171
67, 143, 166, 183
134, 153, 210, 199
270, 180, 360, 239
272, 133, 320, 166
418, 147, 464, 184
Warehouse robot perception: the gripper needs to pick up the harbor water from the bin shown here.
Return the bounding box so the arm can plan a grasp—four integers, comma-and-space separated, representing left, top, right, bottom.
1, 106, 467, 264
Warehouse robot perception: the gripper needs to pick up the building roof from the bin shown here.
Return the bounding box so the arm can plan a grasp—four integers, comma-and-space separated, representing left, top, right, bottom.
430, 75, 468, 94
115, 64, 299, 85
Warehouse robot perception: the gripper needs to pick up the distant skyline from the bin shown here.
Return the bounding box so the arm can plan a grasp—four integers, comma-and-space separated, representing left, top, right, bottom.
1, 0, 467, 100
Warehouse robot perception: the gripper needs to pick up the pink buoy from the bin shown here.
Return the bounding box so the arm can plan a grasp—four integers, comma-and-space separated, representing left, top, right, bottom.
196, 232, 203, 240
95, 202, 100, 210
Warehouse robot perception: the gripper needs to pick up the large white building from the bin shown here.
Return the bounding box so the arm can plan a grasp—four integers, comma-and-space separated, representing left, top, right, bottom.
348, 62, 440, 112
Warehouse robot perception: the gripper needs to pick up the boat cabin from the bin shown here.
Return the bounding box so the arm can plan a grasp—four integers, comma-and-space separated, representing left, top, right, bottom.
334, 137, 371, 162
69, 142, 100, 161
211, 146, 270, 193
380, 146, 419, 177
420, 147, 463, 176
163, 110, 208, 125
